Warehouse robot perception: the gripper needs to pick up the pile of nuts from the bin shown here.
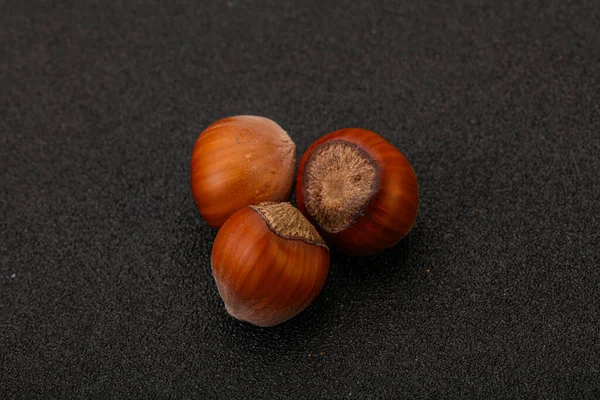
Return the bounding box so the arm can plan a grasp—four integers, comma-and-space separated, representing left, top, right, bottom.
190, 115, 419, 327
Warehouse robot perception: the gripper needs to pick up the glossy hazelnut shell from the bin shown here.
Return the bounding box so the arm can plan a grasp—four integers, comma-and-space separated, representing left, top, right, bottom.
296, 128, 419, 256
211, 205, 330, 327
190, 115, 296, 228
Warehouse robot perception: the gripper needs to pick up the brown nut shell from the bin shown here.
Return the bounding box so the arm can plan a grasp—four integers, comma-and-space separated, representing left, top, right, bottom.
211, 202, 330, 327
190, 115, 296, 228
296, 128, 419, 256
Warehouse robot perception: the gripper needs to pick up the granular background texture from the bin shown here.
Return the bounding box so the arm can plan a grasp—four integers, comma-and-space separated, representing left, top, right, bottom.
2, 1, 599, 398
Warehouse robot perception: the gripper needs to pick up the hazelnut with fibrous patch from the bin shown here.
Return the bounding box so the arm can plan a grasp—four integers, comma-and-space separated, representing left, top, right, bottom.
296, 128, 419, 256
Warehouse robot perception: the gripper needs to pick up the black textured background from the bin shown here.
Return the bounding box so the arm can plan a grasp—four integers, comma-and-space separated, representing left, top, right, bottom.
2, 1, 600, 398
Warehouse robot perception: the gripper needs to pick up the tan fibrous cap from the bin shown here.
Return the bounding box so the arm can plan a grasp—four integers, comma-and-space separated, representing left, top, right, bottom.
302, 140, 379, 233
251, 202, 328, 247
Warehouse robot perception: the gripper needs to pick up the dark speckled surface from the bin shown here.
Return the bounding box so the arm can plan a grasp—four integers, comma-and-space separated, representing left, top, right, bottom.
2, 0, 599, 398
